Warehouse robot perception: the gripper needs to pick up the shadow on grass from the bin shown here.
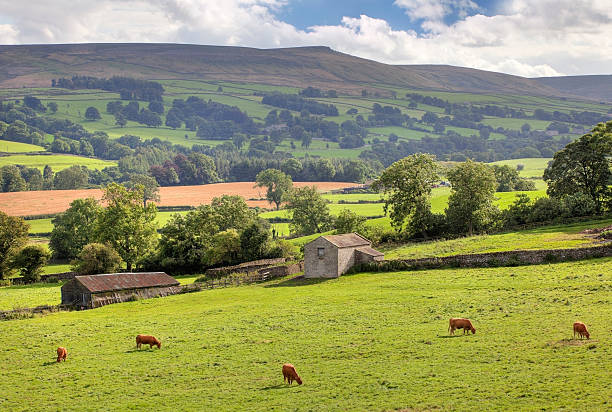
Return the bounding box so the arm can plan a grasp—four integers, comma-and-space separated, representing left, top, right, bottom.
437, 335, 465, 339
260, 384, 294, 390
125, 348, 159, 353
42, 360, 60, 366
264, 277, 334, 288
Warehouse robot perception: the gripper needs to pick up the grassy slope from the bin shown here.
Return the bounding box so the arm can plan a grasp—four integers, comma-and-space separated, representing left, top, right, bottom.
0, 258, 610, 410
0, 154, 117, 171
383, 219, 612, 259
0, 140, 45, 153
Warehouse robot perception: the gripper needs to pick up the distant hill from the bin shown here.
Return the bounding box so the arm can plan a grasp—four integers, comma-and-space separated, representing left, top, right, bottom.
535, 75, 612, 102
0, 43, 570, 97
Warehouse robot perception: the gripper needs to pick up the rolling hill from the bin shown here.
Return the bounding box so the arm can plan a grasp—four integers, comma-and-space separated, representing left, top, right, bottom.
535, 75, 612, 102
0, 43, 588, 98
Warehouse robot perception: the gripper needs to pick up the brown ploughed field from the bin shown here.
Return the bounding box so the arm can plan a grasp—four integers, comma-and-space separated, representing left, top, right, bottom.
0, 182, 361, 216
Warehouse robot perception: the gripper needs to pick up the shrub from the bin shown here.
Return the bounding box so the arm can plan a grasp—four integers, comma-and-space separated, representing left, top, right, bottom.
12, 245, 51, 283
71, 243, 122, 275
334, 209, 366, 235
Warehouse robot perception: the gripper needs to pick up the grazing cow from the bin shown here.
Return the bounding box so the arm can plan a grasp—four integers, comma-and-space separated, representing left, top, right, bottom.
136, 334, 162, 349
56, 347, 67, 362
282, 363, 303, 385
573, 322, 590, 340
449, 318, 476, 335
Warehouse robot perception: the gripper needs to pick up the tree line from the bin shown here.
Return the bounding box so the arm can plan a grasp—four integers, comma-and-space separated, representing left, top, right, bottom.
53, 76, 164, 102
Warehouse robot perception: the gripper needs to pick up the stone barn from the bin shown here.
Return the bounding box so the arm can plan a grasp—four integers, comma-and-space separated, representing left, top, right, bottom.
61, 272, 181, 309
304, 233, 383, 278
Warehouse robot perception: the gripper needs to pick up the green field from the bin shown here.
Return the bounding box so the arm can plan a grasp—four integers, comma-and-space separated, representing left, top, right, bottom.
0, 258, 610, 410
383, 219, 612, 260
0, 140, 45, 153
0, 154, 117, 171
490, 158, 552, 178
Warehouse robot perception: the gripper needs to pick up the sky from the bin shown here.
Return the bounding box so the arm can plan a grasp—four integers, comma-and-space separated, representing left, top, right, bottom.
0, 0, 611, 78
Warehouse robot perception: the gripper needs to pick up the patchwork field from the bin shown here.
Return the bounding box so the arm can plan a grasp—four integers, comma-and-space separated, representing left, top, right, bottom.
0, 154, 116, 171
0, 181, 360, 216
0, 140, 45, 153
0, 258, 610, 410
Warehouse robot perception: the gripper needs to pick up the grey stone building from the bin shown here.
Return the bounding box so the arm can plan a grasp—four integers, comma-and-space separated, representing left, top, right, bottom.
61, 272, 181, 309
303, 233, 383, 278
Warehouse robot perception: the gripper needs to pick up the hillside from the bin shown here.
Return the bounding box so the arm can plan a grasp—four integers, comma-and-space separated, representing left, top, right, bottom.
535, 75, 612, 102
0, 43, 570, 97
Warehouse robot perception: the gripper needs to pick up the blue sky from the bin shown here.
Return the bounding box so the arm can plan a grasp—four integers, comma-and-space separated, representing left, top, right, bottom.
1, 0, 611, 77
277, 0, 498, 33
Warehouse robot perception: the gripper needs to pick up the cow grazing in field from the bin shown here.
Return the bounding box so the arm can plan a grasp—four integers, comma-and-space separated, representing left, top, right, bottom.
449, 318, 476, 335
573, 322, 590, 340
56, 347, 67, 362
136, 334, 161, 349
282, 363, 302, 385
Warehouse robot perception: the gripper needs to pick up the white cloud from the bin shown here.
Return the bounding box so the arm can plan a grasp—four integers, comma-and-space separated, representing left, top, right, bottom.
0, 0, 611, 77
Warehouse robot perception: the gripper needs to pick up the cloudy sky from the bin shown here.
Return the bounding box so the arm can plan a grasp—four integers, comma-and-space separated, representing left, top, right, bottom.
1, 0, 611, 78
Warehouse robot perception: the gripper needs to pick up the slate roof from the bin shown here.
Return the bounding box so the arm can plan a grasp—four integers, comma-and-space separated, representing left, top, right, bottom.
73, 272, 179, 293
321, 233, 371, 248
356, 246, 384, 257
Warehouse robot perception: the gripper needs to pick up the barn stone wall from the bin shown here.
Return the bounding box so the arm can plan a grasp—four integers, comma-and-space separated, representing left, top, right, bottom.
304, 237, 338, 278
337, 247, 357, 277
90, 286, 183, 309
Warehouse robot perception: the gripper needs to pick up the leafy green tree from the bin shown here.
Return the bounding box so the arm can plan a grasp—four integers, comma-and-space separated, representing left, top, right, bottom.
446, 160, 498, 235
42, 165, 54, 190
286, 186, 333, 235
0, 212, 29, 279
95, 183, 157, 271
50, 198, 101, 259
0, 165, 27, 192
127, 174, 160, 207
210, 195, 256, 231
71, 243, 122, 275
281, 158, 303, 179
85, 106, 101, 120
114, 113, 127, 127
47, 102, 58, 113
372, 154, 439, 236
53, 165, 89, 190
239, 220, 271, 262
232, 134, 247, 150
335, 209, 366, 235
544, 122, 612, 213
13, 245, 51, 283
255, 169, 293, 210
205, 229, 241, 266
493, 165, 536, 192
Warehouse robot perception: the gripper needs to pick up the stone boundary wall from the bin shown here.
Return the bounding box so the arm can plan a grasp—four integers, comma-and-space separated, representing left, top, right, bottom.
205, 258, 287, 277
350, 244, 612, 273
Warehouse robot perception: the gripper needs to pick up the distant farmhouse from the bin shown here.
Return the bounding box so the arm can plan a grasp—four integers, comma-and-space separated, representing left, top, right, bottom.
304, 233, 383, 278
61, 272, 180, 309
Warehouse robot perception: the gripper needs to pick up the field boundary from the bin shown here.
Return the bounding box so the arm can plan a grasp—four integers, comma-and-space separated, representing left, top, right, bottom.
350, 243, 612, 273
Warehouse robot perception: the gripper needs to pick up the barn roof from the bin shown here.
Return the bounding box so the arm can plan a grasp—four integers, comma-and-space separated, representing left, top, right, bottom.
73, 272, 179, 293
356, 246, 384, 257
321, 233, 371, 248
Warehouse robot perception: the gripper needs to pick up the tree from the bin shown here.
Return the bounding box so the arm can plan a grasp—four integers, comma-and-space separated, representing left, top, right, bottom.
446, 160, 498, 235
53, 165, 89, 190
493, 165, 536, 192
255, 169, 293, 210
335, 209, 366, 234
114, 113, 127, 127
544, 122, 612, 213
239, 221, 270, 262
85, 106, 101, 120
210, 195, 256, 231
127, 174, 160, 207
204, 229, 241, 266
71, 243, 122, 275
285, 186, 333, 235
0, 165, 27, 192
0, 211, 29, 279
13, 245, 51, 283
95, 183, 158, 271
372, 154, 439, 236
47, 102, 58, 113
49, 198, 101, 259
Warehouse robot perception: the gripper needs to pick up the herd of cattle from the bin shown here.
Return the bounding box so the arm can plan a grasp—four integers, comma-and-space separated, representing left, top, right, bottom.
54, 318, 592, 384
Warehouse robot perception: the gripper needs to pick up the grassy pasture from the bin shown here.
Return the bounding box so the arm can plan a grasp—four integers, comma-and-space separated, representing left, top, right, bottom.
490, 158, 551, 178
0, 140, 45, 153
0, 154, 117, 171
383, 218, 612, 260
0, 258, 610, 410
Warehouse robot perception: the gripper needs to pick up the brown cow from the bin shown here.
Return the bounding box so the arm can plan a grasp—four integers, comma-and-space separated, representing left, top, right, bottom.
282, 363, 302, 385
449, 318, 476, 335
56, 347, 67, 362
573, 322, 590, 340
136, 334, 161, 349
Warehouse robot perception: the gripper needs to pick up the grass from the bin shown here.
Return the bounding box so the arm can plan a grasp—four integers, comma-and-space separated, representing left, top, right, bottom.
490, 158, 552, 178
0, 140, 45, 153
0, 258, 610, 410
0, 154, 116, 171
383, 218, 612, 260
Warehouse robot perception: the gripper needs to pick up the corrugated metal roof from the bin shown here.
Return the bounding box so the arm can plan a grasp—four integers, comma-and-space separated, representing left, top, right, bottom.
356, 246, 384, 257
321, 233, 371, 248
74, 272, 179, 293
